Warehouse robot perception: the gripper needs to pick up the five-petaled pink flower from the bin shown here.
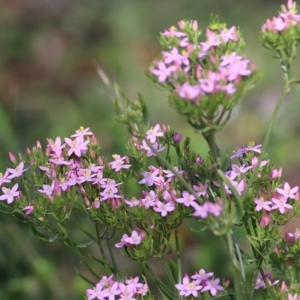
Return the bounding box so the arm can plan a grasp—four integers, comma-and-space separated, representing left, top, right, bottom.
64, 136, 89, 157
0, 183, 19, 204
276, 182, 299, 200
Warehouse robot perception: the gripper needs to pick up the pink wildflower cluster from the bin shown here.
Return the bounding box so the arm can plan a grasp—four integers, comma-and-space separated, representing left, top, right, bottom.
86, 275, 149, 300
175, 268, 224, 297
255, 271, 279, 290
149, 21, 255, 104
262, 0, 300, 32
125, 124, 224, 222
279, 281, 300, 300
230, 144, 299, 226
0, 161, 28, 204
39, 129, 131, 207
0, 127, 133, 215
125, 163, 223, 219
115, 230, 144, 248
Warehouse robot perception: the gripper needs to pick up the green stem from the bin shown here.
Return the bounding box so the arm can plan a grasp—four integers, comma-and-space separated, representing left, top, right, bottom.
105, 230, 120, 278
242, 80, 291, 202
202, 130, 220, 168
95, 224, 111, 274
144, 262, 177, 299
64, 238, 100, 280
174, 228, 182, 285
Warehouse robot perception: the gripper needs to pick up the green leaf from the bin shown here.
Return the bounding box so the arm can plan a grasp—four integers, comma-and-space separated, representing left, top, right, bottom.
214, 293, 236, 300
168, 259, 179, 284
75, 268, 95, 286
232, 269, 251, 300
138, 93, 149, 129
31, 226, 59, 242
157, 284, 177, 300
74, 240, 94, 248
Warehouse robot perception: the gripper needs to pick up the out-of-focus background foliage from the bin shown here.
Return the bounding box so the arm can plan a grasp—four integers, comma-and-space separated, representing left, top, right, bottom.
1, 0, 300, 299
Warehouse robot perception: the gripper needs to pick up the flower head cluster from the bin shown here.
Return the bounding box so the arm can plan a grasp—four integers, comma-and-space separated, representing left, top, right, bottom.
262, 0, 300, 33
0, 160, 28, 204
261, 0, 300, 66
86, 275, 150, 300
230, 143, 299, 228
149, 19, 257, 131
255, 271, 279, 290
175, 269, 224, 297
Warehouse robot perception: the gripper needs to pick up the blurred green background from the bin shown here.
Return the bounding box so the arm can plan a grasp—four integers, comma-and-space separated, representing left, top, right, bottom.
1, 0, 300, 299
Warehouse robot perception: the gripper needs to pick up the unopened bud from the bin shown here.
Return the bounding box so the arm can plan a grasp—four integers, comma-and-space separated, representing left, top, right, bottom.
8, 152, 16, 163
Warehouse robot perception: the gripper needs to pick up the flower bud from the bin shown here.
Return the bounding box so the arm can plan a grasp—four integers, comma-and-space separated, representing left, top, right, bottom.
251, 156, 258, 167
178, 20, 186, 29
8, 152, 16, 164
173, 133, 182, 143
270, 168, 282, 179
36, 140, 42, 149
192, 20, 198, 31
260, 214, 272, 227
285, 232, 297, 244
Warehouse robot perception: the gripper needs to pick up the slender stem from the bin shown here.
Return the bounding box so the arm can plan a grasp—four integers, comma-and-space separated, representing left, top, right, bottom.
144, 262, 177, 299
65, 238, 100, 280
202, 130, 220, 168
105, 230, 119, 278
174, 228, 182, 284
95, 224, 111, 274
242, 80, 291, 202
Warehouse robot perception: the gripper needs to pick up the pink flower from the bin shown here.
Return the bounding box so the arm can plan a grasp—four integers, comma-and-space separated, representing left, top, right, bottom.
201, 278, 224, 296
7, 162, 28, 179
176, 191, 196, 207
150, 61, 175, 82
0, 171, 10, 186
110, 154, 131, 172
0, 183, 19, 204
23, 205, 34, 215
175, 274, 202, 298
125, 277, 143, 293
193, 182, 208, 197
276, 182, 299, 199
191, 269, 213, 283
138, 168, 160, 186
64, 136, 89, 157
102, 281, 121, 300
115, 230, 143, 248
38, 182, 55, 198
162, 47, 189, 65
272, 195, 293, 214
254, 197, 272, 212
176, 83, 201, 100
153, 200, 175, 217
71, 127, 93, 138
47, 137, 65, 157
140, 140, 166, 157
145, 124, 164, 144
193, 203, 209, 219
86, 282, 105, 300
100, 187, 121, 201
162, 27, 186, 38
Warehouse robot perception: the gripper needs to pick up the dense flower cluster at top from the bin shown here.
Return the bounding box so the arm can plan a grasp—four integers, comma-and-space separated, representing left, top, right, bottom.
148, 18, 258, 132
150, 25, 253, 100
262, 0, 300, 32
261, 0, 300, 68
86, 275, 150, 300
